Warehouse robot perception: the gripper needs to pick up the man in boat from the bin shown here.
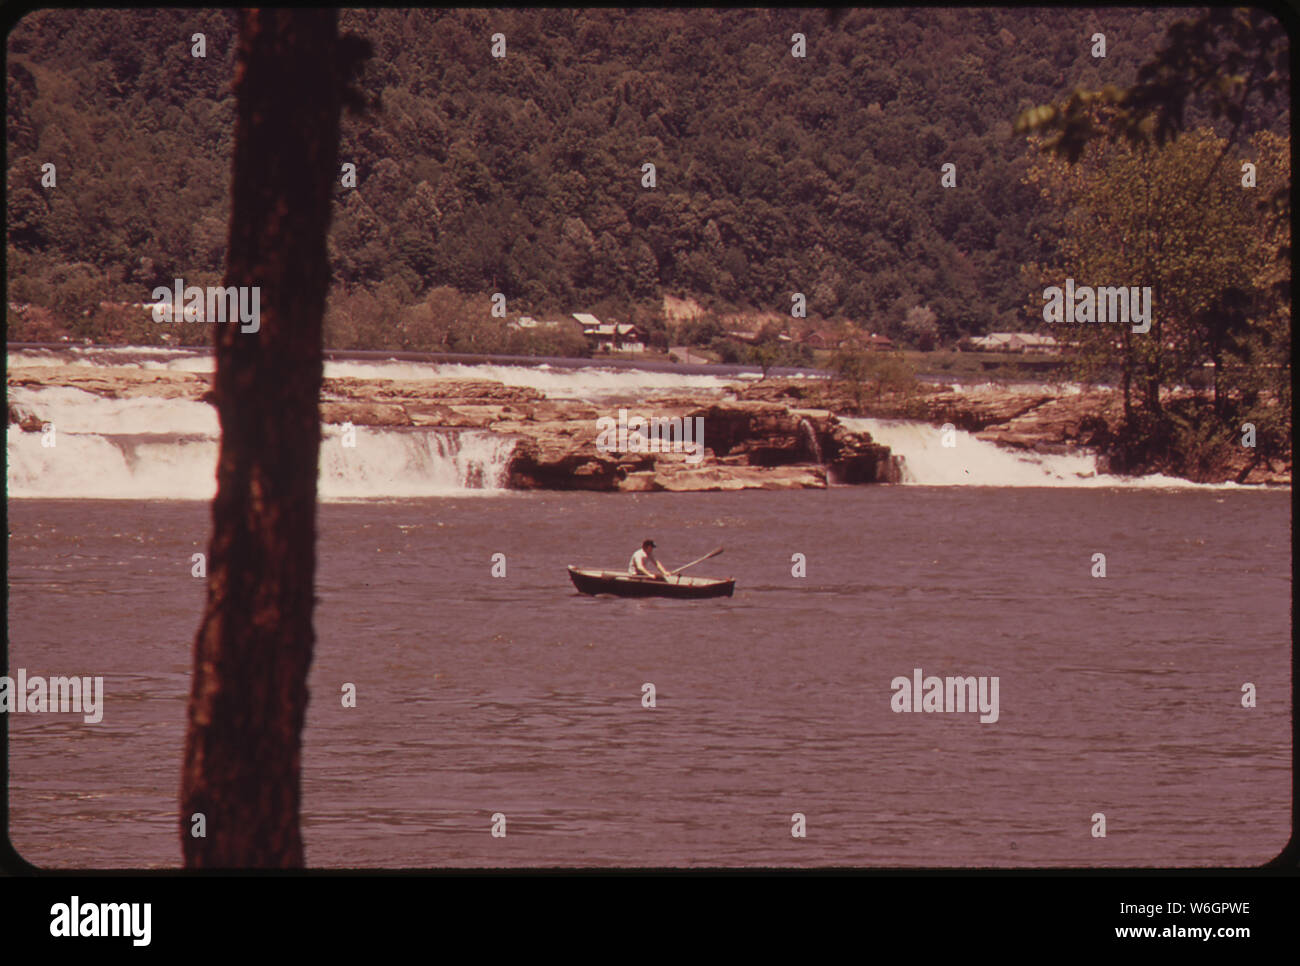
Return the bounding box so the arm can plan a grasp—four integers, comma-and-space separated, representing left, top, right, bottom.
629, 538, 671, 581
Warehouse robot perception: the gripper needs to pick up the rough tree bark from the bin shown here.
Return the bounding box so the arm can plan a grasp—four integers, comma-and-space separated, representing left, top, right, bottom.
180, 10, 344, 868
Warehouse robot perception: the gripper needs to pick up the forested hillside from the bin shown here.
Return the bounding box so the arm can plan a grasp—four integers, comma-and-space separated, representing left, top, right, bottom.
4, 7, 1279, 351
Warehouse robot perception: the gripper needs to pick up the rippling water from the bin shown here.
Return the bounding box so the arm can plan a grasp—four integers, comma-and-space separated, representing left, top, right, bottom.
6, 488, 1290, 867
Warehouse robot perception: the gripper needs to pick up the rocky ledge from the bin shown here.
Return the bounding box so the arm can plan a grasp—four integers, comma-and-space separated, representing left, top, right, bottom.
11, 363, 1288, 487
7, 364, 896, 491
500, 400, 896, 491
738, 379, 1291, 486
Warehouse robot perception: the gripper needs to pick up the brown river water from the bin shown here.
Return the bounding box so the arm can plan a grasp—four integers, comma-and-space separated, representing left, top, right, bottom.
5, 488, 1291, 867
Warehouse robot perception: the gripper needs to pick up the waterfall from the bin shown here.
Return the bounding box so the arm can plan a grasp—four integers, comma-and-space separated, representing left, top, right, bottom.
840, 417, 1214, 488
7, 385, 516, 499
318, 426, 516, 498
798, 418, 824, 464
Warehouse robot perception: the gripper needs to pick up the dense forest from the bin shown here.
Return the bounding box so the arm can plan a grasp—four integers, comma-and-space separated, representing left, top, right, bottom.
13, 6, 1280, 354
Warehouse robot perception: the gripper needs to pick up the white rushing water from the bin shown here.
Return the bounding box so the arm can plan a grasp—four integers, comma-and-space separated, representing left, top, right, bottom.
7, 347, 747, 499
318, 426, 516, 499
324, 360, 750, 399
8, 384, 219, 436
6, 379, 517, 499
7, 422, 516, 500
9, 348, 1249, 496
8, 346, 748, 399
841, 417, 1223, 488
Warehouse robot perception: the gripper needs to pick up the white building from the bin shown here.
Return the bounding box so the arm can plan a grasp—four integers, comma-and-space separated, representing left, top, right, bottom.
965, 332, 1061, 354
572, 313, 644, 352
143, 299, 205, 323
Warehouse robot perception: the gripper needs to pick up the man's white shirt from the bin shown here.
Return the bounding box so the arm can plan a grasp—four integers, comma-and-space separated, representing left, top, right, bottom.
629, 548, 658, 575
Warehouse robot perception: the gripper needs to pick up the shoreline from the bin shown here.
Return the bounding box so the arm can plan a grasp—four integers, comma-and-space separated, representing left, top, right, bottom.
5, 340, 1074, 387
6, 341, 823, 381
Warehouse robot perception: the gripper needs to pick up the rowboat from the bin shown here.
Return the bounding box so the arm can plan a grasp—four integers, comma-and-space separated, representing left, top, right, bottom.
567, 566, 736, 599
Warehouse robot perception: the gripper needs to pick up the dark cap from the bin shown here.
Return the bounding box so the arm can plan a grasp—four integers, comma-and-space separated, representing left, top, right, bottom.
643, 539, 656, 548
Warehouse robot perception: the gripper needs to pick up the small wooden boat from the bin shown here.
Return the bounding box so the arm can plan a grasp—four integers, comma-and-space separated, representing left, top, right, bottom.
568, 566, 735, 599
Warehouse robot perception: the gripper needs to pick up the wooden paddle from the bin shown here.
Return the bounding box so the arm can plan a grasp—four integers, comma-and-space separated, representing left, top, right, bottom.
669, 546, 723, 576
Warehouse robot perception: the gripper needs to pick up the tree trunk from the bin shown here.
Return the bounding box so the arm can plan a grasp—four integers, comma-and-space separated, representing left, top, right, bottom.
1146, 307, 1164, 416
1145, 370, 1162, 415
1211, 344, 1221, 415
180, 10, 344, 868
1120, 327, 1133, 421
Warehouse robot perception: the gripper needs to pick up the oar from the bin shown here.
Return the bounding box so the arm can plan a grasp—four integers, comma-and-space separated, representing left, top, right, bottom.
670, 546, 723, 576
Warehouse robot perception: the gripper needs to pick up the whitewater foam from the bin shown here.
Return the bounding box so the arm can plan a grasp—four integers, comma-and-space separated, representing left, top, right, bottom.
7, 385, 219, 436
318, 425, 516, 498
7, 349, 1255, 492
842, 417, 1235, 489
7, 421, 516, 500
8, 348, 742, 399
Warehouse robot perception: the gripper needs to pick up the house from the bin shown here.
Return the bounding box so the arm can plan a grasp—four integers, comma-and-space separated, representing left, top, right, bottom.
965, 333, 1026, 352
801, 325, 890, 350
964, 334, 1011, 351
596, 323, 645, 353
801, 327, 846, 350
143, 299, 204, 323
1016, 333, 1062, 354
963, 332, 1061, 354
572, 312, 645, 352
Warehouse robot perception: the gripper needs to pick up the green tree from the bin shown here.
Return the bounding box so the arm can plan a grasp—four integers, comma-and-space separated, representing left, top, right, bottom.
902, 304, 940, 351
1015, 9, 1287, 168
1017, 7, 1289, 477
1026, 129, 1265, 419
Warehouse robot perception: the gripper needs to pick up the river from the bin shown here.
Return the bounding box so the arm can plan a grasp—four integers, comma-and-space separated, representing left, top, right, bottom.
5, 350, 1291, 867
